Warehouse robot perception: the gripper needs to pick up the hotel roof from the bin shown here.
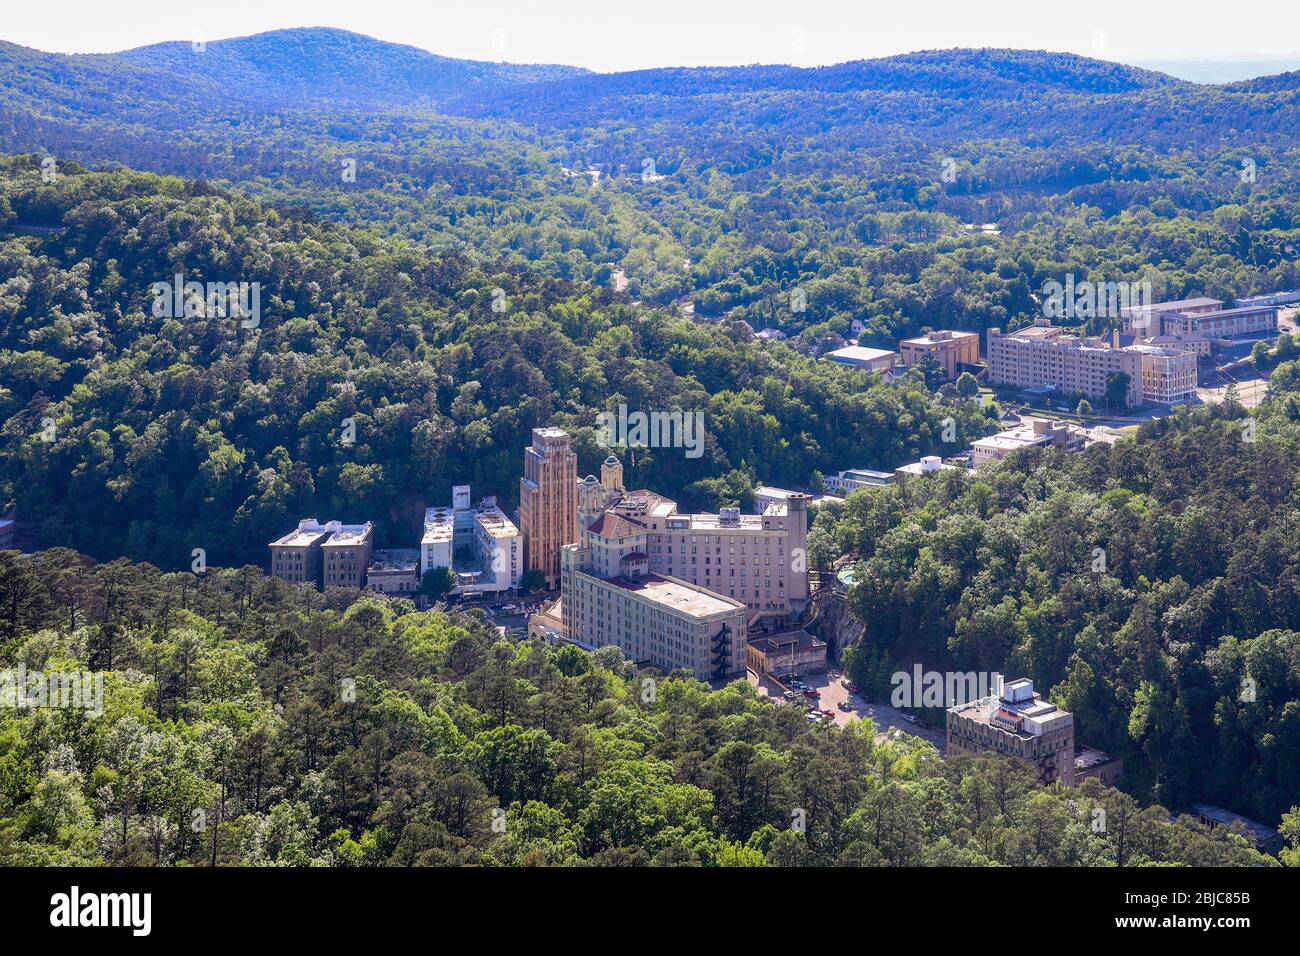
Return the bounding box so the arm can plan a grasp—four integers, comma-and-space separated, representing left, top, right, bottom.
900, 329, 979, 345
586, 512, 647, 539
603, 572, 744, 618
322, 523, 372, 546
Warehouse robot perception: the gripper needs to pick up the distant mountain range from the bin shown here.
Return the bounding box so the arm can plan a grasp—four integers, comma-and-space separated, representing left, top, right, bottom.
4, 26, 1300, 183
1129, 55, 1300, 84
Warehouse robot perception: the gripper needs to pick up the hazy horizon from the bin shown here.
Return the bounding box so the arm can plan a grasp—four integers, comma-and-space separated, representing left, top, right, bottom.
3, 1, 1300, 77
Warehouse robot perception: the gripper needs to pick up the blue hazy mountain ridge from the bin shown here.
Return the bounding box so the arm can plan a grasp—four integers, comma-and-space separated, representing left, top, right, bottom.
4, 29, 1299, 154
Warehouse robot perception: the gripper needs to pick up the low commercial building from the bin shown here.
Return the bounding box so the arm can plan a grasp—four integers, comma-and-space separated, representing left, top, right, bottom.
971, 417, 1086, 468
0, 514, 15, 551
947, 678, 1076, 786
823, 345, 898, 374
746, 629, 827, 677
1074, 747, 1124, 787
899, 329, 981, 379
1121, 297, 1222, 335
366, 549, 421, 597
1161, 304, 1278, 339
1186, 804, 1284, 856
822, 469, 896, 494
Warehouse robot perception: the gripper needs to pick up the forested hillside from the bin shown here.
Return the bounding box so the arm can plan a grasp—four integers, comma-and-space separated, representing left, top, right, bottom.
5, 29, 1300, 335
0, 156, 988, 567
815, 371, 1300, 824
0, 554, 1290, 866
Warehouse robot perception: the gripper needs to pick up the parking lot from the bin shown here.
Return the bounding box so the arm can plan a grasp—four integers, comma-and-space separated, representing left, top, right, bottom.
748, 668, 947, 752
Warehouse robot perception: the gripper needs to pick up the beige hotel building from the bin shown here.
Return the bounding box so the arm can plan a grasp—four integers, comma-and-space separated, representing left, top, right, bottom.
987, 320, 1196, 406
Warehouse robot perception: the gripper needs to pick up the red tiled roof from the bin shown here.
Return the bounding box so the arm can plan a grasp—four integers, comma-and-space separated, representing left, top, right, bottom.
585, 512, 646, 539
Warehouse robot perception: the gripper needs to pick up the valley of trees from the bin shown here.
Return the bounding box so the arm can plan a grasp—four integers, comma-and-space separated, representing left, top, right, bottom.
2, 27, 1300, 866
0, 157, 989, 568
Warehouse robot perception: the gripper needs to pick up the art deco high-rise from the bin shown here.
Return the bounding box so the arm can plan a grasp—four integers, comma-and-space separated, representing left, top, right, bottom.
519, 426, 579, 586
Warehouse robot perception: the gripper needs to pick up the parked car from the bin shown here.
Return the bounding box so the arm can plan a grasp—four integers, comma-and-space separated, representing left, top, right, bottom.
804, 713, 821, 723
820, 709, 835, 718
902, 715, 917, 724
847, 682, 860, 694
782, 690, 796, 700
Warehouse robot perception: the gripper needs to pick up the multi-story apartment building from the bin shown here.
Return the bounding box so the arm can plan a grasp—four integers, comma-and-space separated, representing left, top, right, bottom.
899, 329, 981, 379
321, 522, 373, 589
557, 527, 748, 681
947, 678, 1076, 786
270, 520, 330, 585
580, 459, 810, 620
421, 485, 522, 594
986, 320, 1196, 407
519, 426, 579, 586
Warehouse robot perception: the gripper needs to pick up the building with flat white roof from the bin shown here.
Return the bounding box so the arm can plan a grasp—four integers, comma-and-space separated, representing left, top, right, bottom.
823, 345, 898, 373
421, 486, 522, 594
895, 456, 959, 478
971, 417, 1086, 468
558, 527, 748, 680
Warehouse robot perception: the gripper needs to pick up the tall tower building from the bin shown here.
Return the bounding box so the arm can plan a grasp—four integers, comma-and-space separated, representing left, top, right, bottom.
519, 427, 579, 586
578, 474, 605, 535
601, 455, 624, 498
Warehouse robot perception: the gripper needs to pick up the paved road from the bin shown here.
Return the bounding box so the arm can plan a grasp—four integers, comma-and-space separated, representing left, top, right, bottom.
748, 668, 946, 752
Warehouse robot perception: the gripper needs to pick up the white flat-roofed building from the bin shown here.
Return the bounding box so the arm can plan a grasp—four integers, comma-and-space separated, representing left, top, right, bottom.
585, 461, 810, 620
895, 456, 959, 478
421, 486, 522, 594
823, 345, 898, 374
971, 417, 1086, 468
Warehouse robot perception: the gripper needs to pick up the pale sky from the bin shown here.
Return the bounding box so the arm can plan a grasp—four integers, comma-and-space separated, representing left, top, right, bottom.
4, 0, 1298, 72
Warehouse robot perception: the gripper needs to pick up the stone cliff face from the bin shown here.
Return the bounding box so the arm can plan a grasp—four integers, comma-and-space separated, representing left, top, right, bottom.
804, 585, 864, 661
